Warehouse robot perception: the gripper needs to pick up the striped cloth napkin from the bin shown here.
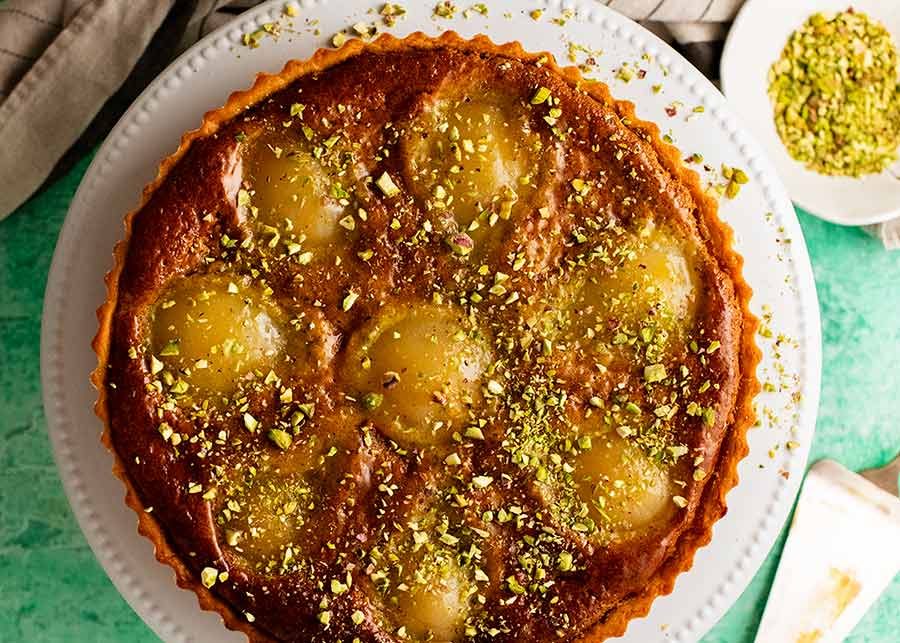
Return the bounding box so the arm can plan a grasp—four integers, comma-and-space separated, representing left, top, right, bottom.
0, 0, 896, 247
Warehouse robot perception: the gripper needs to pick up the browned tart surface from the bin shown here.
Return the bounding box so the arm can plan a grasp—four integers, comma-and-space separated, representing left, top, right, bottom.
94, 33, 758, 643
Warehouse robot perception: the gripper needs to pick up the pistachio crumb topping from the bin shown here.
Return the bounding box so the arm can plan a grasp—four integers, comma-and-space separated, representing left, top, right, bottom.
117, 41, 745, 641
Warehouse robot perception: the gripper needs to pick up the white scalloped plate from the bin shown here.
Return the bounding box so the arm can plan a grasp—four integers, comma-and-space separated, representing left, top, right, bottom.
41, 1, 821, 642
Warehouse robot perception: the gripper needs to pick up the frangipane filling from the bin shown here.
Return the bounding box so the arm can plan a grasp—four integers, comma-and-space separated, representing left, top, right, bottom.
132, 74, 727, 640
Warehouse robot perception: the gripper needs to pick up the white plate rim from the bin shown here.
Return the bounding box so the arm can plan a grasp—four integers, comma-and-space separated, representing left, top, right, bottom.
40, 1, 823, 642
721, 0, 900, 226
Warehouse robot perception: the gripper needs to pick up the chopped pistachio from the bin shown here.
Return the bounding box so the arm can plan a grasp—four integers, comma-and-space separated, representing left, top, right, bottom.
433, 1, 456, 19
381, 4, 406, 27
268, 429, 293, 450
506, 576, 526, 595
444, 452, 462, 466
768, 10, 900, 176
158, 422, 173, 442
342, 291, 359, 311
375, 171, 401, 197
616, 65, 634, 82
200, 567, 218, 588
158, 341, 180, 357
570, 178, 588, 194
643, 363, 667, 383
530, 86, 551, 104
352, 22, 374, 38
446, 232, 474, 256
362, 392, 383, 410
464, 426, 485, 440
725, 180, 741, 199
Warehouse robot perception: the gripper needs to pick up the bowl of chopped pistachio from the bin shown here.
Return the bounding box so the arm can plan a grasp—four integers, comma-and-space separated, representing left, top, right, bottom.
722, 0, 900, 225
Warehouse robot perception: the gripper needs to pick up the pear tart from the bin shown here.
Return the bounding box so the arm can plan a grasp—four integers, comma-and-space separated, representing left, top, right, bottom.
93, 33, 759, 642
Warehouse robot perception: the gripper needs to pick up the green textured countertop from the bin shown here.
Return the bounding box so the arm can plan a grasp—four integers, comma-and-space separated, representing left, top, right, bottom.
1, 154, 898, 642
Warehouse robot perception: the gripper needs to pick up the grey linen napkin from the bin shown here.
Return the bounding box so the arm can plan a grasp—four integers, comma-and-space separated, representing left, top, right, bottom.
1, 0, 897, 248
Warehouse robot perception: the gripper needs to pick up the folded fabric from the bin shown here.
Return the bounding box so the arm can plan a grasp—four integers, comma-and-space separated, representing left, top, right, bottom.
0, 0, 174, 217
0, 0, 897, 248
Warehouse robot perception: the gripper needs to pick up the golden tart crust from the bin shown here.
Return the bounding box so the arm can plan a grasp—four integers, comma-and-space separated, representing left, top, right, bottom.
92, 32, 760, 642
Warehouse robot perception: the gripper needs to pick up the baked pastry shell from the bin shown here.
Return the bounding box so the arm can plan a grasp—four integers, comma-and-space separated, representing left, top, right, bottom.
91, 30, 761, 642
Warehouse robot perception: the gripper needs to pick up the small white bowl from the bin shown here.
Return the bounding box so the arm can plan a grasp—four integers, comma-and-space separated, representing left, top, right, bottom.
721, 0, 900, 226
